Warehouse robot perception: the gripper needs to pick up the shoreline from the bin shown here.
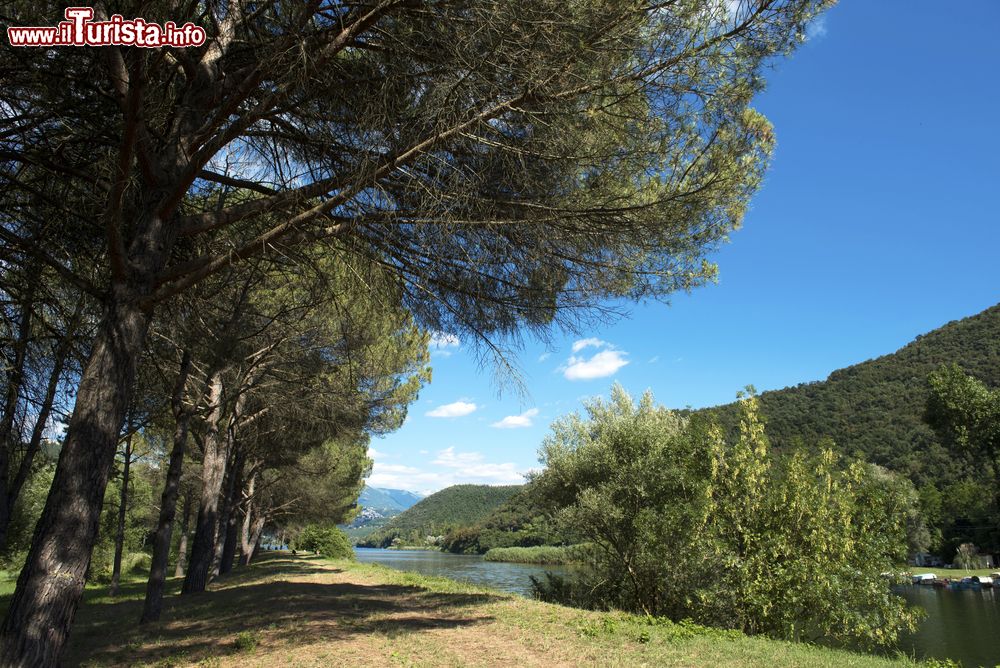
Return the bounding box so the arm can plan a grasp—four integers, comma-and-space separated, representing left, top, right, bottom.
46, 552, 925, 667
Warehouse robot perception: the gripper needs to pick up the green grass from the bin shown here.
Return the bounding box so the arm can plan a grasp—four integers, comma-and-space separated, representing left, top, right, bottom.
483, 545, 585, 565
0, 552, 937, 667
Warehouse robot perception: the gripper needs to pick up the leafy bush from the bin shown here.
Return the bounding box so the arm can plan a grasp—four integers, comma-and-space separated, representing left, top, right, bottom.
532, 385, 921, 649
292, 525, 354, 560
234, 630, 260, 652
440, 526, 481, 554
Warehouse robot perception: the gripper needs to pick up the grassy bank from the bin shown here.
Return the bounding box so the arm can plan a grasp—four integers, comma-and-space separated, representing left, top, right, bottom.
0, 552, 935, 667
483, 545, 585, 565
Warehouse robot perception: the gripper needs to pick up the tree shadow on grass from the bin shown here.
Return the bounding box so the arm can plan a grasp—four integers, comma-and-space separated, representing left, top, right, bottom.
61, 555, 503, 666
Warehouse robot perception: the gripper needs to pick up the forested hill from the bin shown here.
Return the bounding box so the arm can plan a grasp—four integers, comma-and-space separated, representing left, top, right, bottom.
358, 484, 522, 547
696, 303, 1000, 487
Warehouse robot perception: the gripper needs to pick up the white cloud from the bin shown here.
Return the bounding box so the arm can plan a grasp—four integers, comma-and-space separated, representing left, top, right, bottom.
429, 331, 460, 349
538, 352, 551, 362
648, 356, 660, 364
367, 447, 527, 493
433, 447, 525, 482
368, 447, 385, 460
425, 400, 477, 418
564, 349, 629, 381
806, 15, 827, 41
571, 337, 607, 353
491, 408, 539, 429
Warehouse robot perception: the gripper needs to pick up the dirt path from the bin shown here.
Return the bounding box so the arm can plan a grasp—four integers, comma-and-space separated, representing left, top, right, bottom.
64, 554, 584, 667
61, 553, 912, 668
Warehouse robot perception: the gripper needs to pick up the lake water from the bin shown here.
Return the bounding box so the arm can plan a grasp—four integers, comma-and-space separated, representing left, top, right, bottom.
354, 548, 1000, 666
894, 584, 1000, 667
354, 547, 571, 596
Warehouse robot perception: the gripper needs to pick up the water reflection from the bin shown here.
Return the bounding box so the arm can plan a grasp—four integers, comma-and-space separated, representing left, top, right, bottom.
354, 548, 1000, 667
353, 547, 570, 597
895, 584, 1000, 667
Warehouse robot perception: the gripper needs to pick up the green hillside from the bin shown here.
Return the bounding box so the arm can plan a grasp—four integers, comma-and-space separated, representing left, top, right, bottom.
695, 303, 1000, 557
358, 484, 522, 547
697, 303, 1000, 484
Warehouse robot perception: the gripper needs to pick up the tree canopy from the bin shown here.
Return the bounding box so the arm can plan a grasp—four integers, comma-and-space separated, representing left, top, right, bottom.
0, 1, 831, 663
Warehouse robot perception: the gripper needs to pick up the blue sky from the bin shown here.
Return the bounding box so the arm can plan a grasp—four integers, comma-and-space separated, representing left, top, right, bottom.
367, 1, 1000, 494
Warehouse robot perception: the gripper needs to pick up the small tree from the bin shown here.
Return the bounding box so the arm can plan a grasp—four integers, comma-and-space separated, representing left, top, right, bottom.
926, 364, 1000, 465
533, 385, 919, 648
292, 525, 354, 561
954, 542, 980, 570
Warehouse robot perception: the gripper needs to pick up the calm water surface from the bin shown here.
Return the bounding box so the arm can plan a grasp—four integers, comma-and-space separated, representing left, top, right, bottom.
353, 547, 570, 596
894, 584, 1000, 667
355, 548, 1000, 666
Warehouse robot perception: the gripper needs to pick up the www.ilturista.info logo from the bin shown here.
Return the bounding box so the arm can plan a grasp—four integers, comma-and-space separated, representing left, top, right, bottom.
7, 7, 206, 48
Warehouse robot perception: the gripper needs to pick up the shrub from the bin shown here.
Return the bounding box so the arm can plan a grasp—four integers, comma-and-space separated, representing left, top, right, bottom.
531, 385, 921, 649
292, 525, 354, 560
234, 630, 260, 652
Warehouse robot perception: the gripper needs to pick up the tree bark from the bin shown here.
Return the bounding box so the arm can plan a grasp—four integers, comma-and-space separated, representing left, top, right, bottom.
0, 271, 37, 553
0, 300, 82, 553
181, 370, 229, 594
174, 491, 192, 578
0, 287, 152, 667
248, 517, 266, 566
238, 472, 258, 567
218, 449, 246, 576
209, 448, 236, 579
108, 423, 134, 596
140, 350, 192, 623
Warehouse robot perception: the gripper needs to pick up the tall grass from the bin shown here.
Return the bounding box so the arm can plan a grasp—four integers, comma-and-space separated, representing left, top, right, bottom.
483, 545, 585, 565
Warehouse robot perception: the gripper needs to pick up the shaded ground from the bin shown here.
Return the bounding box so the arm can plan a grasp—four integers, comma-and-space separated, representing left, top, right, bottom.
21, 553, 921, 667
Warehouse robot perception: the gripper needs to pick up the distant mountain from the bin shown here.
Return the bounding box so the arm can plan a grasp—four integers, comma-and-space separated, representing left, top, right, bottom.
358, 486, 423, 515
341, 486, 424, 541
358, 484, 522, 547
696, 303, 1000, 489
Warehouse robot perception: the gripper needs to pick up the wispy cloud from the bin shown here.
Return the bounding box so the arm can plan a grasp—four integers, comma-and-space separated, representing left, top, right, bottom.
491, 408, 539, 429
429, 331, 460, 349
806, 15, 827, 41
571, 337, 607, 353
648, 356, 660, 364
425, 401, 477, 418
367, 447, 527, 493
563, 339, 629, 381
538, 352, 551, 362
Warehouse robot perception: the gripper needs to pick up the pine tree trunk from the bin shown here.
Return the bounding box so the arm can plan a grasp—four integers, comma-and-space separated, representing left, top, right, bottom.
209, 450, 236, 580
140, 351, 193, 624
2, 300, 82, 552
174, 491, 192, 578
109, 426, 134, 596
181, 371, 229, 594
0, 272, 37, 553
238, 473, 257, 567
218, 450, 245, 576
0, 288, 151, 667
249, 520, 266, 565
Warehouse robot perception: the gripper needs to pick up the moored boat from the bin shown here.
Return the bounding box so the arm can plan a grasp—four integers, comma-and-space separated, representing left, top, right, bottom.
971, 575, 994, 588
